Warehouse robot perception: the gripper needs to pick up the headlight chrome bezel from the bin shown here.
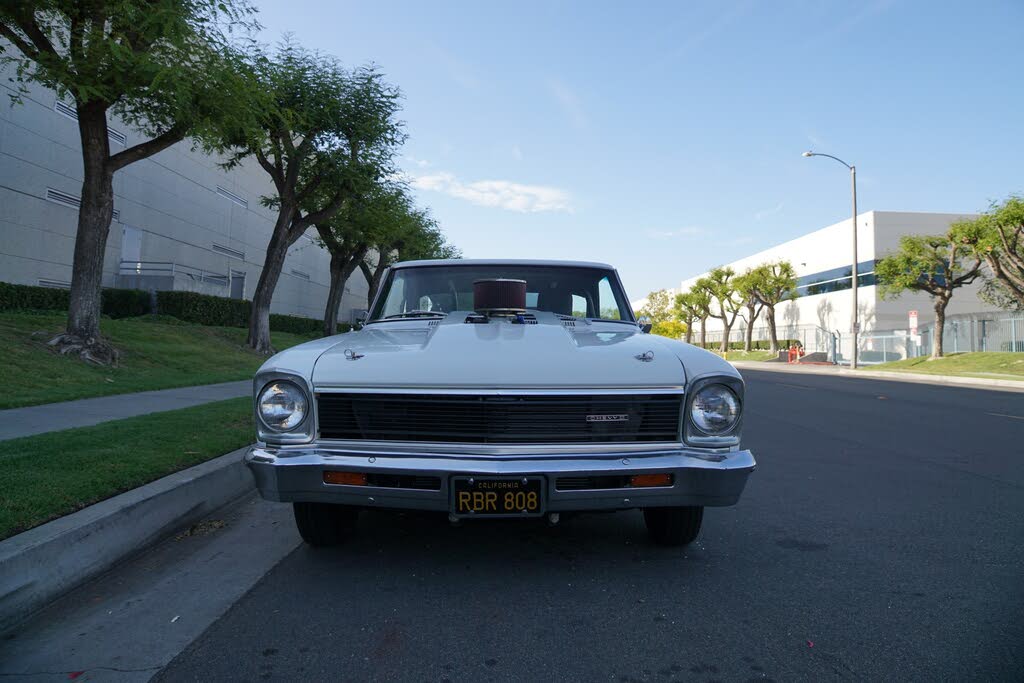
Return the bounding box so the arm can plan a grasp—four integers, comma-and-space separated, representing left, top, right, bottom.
253, 371, 315, 445
684, 375, 744, 448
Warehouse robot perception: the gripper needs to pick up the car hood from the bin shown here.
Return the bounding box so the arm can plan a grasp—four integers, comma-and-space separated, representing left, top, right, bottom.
289, 313, 734, 391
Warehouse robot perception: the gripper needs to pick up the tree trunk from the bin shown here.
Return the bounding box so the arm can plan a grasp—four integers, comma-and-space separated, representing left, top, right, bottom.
322, 247, 367, 336
932, 298, 948, 358
699, 317, 707, 348
720, 320, 732, 352
50, 103, 119, 365
765, 305, 779, 353
248, 208, 298, 354
360, 254, 389, 309
744, 311, 754, 352
684, 320, 693, 344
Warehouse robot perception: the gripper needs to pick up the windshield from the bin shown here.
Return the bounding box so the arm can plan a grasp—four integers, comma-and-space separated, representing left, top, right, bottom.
369, 264, 634, 322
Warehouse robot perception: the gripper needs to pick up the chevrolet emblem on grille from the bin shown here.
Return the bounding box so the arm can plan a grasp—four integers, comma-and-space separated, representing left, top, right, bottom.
586, 414, 629, 422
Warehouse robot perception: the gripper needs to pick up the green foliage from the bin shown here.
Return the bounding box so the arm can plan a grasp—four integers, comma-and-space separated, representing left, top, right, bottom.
674, 289, 710, 323
697, 339, 797, 352
0, 282, 150, 318
0, 311, 317, 409
155, 290, 340, 334
697, 267, 741, 324
0, 2, 258, 125
875, 233, 982, 301
269, 313, 325, 336
746, 261, 798, 307
951, 196, 1024, 309
638, 289, 674, 324
0, 397, 254, 539
0, 285, 341, 334
155, 290, 248, 327
651, 320, 687, 339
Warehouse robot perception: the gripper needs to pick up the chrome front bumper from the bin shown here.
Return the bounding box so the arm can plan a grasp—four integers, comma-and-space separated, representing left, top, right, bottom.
246, 443, 756, 512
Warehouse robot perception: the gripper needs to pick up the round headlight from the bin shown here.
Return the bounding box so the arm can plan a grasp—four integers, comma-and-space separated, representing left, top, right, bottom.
690, 384, 740, 434
258, 381, 308, 432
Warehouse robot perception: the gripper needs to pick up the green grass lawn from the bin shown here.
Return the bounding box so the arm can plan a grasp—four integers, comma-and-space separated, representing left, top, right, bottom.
713, 349, 778, 362
864, 352, 1024, 381
0, 312, 319, 409
0, 397, 253, 540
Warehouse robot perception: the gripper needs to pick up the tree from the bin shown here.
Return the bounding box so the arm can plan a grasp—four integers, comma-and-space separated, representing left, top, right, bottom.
875, 233, 982, 358
734, 270, 764, 352
952, 196, 1024, 309
359, 205, 457, 308
225, 40, 403, 353
747, 261, 798, 353
700, 267, 742, 352
674, 291, 707, 344
313, 182, 410, 335
637, 289, 673, 325
0, 0, 257, 363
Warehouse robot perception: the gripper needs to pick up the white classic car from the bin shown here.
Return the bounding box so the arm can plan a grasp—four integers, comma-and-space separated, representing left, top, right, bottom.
246, 260, 755, 546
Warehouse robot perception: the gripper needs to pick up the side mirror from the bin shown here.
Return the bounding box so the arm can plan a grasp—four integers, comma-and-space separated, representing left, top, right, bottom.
637, 316, 652, 334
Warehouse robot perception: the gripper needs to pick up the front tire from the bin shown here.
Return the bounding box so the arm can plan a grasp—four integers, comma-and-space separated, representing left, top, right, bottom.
293, 502, 359, 546
643, 506, 703, 546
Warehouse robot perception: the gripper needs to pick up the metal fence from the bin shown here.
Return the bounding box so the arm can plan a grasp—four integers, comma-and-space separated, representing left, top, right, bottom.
700, 312, 1024, 365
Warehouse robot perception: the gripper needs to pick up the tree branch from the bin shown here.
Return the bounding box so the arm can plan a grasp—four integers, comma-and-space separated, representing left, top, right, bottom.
0, 23, 40, 61
15, 12, 59, 59
293, 187, 349, 231
254, 147, 284, 194
109, 123, 188, 171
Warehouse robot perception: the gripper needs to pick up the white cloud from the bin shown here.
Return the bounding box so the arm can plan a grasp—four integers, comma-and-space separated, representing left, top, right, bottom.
411, 171, 572, 213
646, 227, 705, 239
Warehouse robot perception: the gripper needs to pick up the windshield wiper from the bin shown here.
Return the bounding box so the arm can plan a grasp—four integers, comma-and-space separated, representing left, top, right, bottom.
380, 310, 447, 320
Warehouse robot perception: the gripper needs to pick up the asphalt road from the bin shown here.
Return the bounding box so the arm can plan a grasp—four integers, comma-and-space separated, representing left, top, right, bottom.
143, 370, 1024, 682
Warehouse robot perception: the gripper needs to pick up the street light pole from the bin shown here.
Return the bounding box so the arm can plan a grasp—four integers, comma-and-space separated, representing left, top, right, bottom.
803, 151, 860, 369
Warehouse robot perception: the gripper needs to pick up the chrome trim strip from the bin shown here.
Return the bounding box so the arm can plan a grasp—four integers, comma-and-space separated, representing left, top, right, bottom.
313, 386, 686, 395
273, 440, 709, 459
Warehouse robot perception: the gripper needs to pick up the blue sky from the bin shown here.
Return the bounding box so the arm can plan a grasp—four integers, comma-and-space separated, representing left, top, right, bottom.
252, 0, 1023, 301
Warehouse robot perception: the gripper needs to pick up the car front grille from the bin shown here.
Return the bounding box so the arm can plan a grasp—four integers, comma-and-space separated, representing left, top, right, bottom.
316, 393, 683, 444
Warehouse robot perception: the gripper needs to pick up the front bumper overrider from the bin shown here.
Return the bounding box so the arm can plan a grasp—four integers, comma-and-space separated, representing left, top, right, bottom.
245, 443, 756, 512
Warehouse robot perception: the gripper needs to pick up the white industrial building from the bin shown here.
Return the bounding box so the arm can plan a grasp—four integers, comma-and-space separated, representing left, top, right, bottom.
678, 211, 1015, 361
0, 64, 370, 322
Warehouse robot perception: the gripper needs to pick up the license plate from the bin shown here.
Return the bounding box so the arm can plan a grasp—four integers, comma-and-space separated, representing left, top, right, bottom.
451, 476, 544, 517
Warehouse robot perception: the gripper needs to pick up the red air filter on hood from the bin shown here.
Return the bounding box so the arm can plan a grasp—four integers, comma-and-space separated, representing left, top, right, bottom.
473, 278, 527, 315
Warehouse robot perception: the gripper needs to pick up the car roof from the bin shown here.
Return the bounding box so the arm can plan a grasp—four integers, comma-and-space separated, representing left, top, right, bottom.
391, 258, 616, 270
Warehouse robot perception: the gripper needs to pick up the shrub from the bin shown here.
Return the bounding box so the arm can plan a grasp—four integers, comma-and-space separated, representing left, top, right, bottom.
0, 282, 69, 312
101, 288, 152, 318
1, 282, 331, 335
156, 290, 249, 328
0, 282, 151, 318
156, 290, 338, 335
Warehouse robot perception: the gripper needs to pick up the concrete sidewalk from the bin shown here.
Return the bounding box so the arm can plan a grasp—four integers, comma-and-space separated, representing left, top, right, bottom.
730, 360, 1024, 392
0, 380, 251, 442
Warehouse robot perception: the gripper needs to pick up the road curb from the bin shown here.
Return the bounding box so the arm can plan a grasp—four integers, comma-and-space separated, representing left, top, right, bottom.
730, 361, 1024, 392
0, 446, 253, 634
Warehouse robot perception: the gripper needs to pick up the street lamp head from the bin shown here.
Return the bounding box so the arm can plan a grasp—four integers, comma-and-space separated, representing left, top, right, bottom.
802, 151, 814, 157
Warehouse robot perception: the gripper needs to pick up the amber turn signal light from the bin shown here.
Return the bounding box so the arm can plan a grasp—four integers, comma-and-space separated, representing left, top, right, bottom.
323, 471, 367, 486
629, 473, 672, 488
